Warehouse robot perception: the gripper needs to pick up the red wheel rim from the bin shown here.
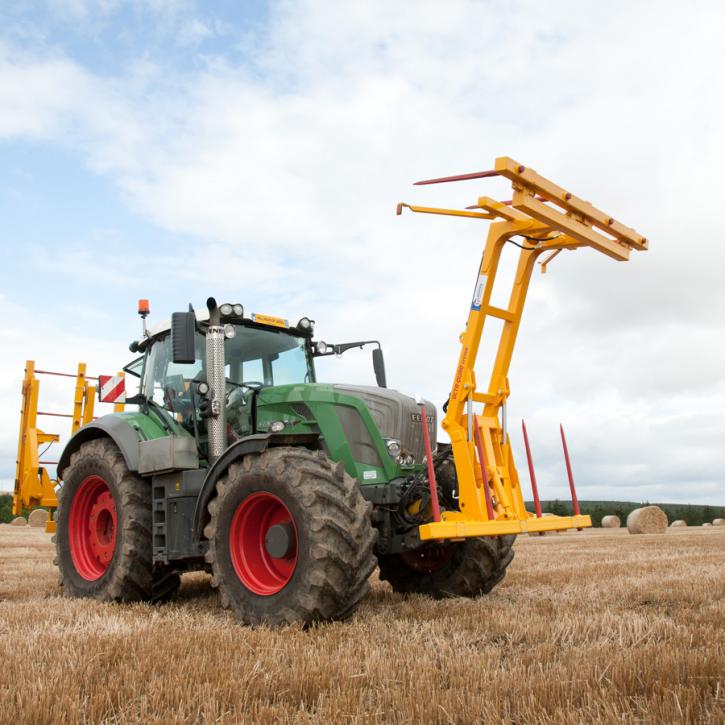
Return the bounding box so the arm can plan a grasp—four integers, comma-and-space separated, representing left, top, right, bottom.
69, 475, 117, 581
229, 492, 298, 596
400, 544, 455, 573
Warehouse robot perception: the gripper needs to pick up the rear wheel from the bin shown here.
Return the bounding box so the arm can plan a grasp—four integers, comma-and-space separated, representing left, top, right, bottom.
378, 535, 516, 598
55, 439, 153, 601
205, 447, 377, 626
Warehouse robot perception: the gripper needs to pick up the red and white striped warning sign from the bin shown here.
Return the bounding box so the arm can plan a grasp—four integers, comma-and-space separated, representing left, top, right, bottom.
98, 375, 126, 404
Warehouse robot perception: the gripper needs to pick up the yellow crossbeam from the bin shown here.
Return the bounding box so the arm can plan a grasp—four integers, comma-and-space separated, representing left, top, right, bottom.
495, 157, 648, 251
419, 515, 592, 540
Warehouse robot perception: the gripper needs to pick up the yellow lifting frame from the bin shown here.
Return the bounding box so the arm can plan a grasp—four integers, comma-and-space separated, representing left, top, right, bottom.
398, 157, 648, 540
13, 360, 98, 533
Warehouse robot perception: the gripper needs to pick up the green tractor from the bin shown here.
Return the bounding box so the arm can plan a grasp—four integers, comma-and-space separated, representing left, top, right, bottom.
54, 298, 514, 625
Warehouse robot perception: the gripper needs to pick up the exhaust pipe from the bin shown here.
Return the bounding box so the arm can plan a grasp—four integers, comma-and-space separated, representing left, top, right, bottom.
206, 297, 227, 461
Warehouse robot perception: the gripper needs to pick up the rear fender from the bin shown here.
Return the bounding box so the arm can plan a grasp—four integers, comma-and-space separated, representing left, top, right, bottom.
57, 417, 142, 479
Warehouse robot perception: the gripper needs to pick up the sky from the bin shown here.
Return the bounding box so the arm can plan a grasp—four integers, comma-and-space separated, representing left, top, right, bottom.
1, 0, 724, 505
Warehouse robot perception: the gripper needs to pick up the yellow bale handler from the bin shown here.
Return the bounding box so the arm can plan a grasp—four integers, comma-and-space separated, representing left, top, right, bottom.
13, 362, 124, 532
397, 157, 647, 540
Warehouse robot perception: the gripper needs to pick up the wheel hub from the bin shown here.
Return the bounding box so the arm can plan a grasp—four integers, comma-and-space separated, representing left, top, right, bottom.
264, 522, 296, 559
88, 491, 116, 564
229, 492, 298, 596
69, 475, 117, 581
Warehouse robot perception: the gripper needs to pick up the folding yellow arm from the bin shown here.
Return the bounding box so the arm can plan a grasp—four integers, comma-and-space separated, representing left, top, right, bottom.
398, 157, 648, 540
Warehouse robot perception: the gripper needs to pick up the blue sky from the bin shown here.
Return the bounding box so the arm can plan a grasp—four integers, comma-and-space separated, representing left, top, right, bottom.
1, 0, 724, 505
0, 2, 269, 72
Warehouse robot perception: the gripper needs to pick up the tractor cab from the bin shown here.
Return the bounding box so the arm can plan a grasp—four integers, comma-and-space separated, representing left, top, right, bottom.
126, 300, 389, 466
136, 313, 316, 443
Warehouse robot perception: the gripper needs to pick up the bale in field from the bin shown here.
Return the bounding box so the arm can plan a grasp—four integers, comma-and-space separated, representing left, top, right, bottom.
626, 506, 668, 534
713, 518, 725, 526
10, 516, 27, 527
28, 509, 49, 527
702, 522, 713, 528
670, 520, 688, 527
601, 515, 621, 528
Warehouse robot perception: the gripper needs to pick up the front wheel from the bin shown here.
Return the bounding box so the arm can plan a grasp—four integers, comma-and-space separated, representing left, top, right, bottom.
205, 447, 377, 626
378, 535, 516, 598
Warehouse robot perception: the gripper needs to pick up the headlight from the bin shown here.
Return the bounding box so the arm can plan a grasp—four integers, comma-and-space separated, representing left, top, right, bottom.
223, 323, 236, 339
385, 438, 402, 458
298, 317, 312, 329
197, 381, 209, 395
220, 303, 233, 316
232, 303, 244, 316
316, 341, 328, 355
270, 420, 286, 433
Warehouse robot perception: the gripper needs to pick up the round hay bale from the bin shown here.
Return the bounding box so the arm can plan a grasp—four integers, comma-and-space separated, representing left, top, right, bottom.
702, 522, 713, 527
626, 506, 668, 534
28, 508, 49, 527
670, 520, 688, 527
601, 515, 621, 528
713, 518, 725, 526
10, 516, 27, 527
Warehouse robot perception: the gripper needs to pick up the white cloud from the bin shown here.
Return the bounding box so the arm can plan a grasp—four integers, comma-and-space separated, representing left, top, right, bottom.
0, 0, 724, 503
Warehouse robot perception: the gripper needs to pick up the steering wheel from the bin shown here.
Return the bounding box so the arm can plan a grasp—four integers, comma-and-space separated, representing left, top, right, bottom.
225, 379, 264, 391
224, 379, 264, 407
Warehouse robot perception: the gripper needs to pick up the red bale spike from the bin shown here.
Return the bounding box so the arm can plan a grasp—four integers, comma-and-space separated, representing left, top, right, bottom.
473, 417, 496, 521
419, 405, 441, 523
560, 424, 581, 516
413, 169, 499, 186
521, 419, 542, 518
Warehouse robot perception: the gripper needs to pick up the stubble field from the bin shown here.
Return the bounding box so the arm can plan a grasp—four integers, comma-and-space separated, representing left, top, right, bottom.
0, 524, 723, 724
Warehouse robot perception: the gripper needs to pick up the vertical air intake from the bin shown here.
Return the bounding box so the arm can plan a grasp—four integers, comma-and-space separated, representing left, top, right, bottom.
205, 298, 227, 460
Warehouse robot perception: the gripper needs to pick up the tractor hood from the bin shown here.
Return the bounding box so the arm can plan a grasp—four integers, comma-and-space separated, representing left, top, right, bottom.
332, 385, 437, 462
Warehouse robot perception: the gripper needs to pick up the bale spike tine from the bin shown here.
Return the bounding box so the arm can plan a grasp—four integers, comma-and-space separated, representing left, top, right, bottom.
473, 417, 495, 521
521, 419, 542, 518
413, 169, 499, 186
560, 424, 581, 517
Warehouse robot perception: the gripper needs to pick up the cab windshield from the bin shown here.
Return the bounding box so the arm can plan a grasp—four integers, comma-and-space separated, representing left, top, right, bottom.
143, 325, 314, 435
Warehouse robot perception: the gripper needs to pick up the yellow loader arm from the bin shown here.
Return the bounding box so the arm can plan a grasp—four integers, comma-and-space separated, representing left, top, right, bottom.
13, 360, 100, 533
398, 157, 648, 540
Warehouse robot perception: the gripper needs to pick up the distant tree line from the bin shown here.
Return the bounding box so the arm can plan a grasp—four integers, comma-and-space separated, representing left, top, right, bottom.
0, 494, 13, 523
0, 494, 39, 523
531, 499, 725, 527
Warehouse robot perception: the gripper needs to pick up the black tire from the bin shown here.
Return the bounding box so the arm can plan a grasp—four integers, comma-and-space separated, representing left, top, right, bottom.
151, 566, 181, 604
204, 447, 377, 626
378, 535, 516, 598
54, 439, 153, 602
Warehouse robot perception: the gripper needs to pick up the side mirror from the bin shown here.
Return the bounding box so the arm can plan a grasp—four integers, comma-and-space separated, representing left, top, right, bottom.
372, 348, 387, 388
171, 311, 196, 364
